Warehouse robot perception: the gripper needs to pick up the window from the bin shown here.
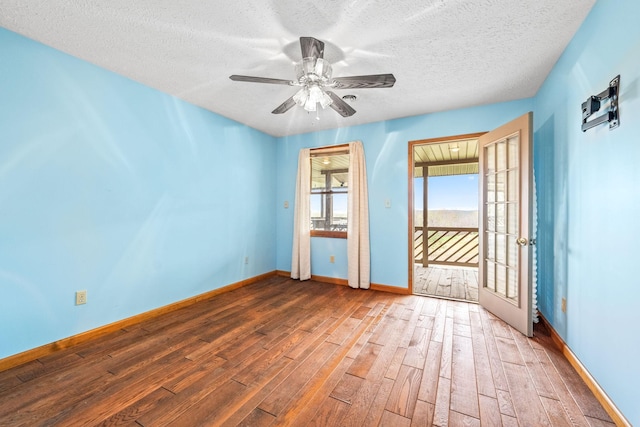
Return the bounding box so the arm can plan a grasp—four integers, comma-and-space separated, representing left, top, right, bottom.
310, 147, 349, 238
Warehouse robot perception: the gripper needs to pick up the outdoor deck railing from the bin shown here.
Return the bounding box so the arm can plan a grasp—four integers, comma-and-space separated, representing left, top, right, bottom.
414, 226, 479, 267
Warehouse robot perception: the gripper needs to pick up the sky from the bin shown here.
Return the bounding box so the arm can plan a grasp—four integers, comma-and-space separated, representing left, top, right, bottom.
415, 174, 478, 210
311, 173, 479, 216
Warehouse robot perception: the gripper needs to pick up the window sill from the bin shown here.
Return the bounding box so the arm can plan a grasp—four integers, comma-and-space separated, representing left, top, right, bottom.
310, 230, 347, 239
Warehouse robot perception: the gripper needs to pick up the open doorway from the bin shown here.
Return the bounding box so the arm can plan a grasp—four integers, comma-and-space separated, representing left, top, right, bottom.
409, 134, 484, 302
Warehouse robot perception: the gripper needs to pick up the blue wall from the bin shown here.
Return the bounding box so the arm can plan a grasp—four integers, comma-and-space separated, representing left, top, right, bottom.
276, 99, 534, 286
534, 0, 640, 423
0, 28, 277, 359
2, 0, 638, 422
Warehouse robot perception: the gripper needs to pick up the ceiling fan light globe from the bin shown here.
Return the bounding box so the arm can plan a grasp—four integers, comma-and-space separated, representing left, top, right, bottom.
304, 85, 327, 112
320, 92, 333, 109
308, 85, 324, 101
304, 98, 317, 112
293, 87, 309, 107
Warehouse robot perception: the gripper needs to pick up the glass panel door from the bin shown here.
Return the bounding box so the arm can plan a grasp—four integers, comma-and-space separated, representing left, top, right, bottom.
484, 134, 519, 303
478, 112, 533, 337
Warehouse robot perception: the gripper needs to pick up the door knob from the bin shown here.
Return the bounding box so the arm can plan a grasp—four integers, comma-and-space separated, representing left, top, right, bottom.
516, 237, 528, 246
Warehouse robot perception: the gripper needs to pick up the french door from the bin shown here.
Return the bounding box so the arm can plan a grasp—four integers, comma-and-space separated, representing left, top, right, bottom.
478, 112, 533, 337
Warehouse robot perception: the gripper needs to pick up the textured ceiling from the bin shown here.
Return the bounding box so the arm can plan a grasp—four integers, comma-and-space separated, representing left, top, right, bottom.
0, 0, 596, 137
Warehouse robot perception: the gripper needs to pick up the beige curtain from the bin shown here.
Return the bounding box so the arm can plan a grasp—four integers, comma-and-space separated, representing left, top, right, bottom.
347, 141, 370, 289
291, 148, 311, 280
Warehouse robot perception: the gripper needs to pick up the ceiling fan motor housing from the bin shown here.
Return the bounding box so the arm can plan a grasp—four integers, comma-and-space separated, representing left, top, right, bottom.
295, 57, 333, 85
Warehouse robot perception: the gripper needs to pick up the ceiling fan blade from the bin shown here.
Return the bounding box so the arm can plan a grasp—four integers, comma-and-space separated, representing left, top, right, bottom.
331, 74, 396, 89
300, 37, 324, 60
272, 96, 297, 114
326, 91, 356, 117
229, 75, 293, 85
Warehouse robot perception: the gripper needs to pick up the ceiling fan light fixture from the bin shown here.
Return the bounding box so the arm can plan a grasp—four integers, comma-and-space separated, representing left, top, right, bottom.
294, 85, 333, 112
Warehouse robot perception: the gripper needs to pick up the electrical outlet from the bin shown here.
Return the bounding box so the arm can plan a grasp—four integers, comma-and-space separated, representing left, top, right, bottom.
244, 256, 249, 264
384, 199, 391, 208
76, 290, 87, 305
284, 201, 289, 208
330, 255, 335, 263
561, 298, 567, 313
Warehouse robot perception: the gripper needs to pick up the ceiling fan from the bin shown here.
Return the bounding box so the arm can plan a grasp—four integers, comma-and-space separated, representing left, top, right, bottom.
229, 37, 396, 117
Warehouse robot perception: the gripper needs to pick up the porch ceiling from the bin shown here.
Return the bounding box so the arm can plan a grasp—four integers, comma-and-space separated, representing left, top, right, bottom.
414, 138, 479, 178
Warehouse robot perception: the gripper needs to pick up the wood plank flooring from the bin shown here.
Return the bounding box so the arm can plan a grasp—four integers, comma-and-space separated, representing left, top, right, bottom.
414, 265, 479, 302
0, 275, 613, 426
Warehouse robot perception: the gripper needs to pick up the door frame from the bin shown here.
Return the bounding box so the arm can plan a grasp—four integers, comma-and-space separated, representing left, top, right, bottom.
407, 132, 486, 295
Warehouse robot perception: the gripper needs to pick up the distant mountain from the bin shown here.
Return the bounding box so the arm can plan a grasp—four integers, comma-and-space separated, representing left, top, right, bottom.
415, 210, 478, 228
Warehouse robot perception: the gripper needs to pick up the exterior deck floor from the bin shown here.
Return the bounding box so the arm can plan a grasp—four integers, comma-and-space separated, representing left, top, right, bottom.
414, 265, 479, 302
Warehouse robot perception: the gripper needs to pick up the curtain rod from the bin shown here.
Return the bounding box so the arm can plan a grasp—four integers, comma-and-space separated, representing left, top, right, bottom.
310, 143, 350, 156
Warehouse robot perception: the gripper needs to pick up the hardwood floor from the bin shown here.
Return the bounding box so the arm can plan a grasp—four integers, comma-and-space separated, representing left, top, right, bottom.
0, 276, 614, 426
414, 265, 479, 302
